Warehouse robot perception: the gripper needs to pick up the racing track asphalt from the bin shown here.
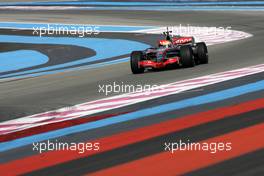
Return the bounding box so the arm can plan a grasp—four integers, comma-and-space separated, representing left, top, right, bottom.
0, 10, 264, 120
0, 9, 264, 175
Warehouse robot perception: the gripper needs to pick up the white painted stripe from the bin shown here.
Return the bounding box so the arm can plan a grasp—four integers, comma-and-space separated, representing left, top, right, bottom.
1, 63, 264, 135
136, 27, 252, 45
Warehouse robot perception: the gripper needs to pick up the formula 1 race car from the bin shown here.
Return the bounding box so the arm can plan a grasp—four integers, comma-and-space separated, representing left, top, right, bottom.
130, 28, 208, 74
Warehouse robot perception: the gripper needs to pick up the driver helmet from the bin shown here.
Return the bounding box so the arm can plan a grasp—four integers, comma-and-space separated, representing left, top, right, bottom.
159, 40, 172, 48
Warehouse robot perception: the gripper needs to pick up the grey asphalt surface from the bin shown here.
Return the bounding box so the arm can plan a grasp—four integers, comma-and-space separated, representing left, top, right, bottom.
0, 10, 264, 121
186, 149, 264, 176
0, 9, 264, 175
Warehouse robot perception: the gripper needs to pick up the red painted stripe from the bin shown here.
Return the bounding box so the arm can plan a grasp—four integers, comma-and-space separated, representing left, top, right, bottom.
0, 112, 128, 142
89, 123, 264, 176
1, 98, 264, 175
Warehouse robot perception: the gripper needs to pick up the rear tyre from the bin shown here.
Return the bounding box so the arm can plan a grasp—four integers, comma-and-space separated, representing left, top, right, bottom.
130, 51, 144, 74
180, 45, 195, 67
196, 42, 208, 64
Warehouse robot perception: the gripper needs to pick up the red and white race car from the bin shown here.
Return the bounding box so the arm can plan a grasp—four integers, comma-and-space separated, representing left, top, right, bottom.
130, 28, 208, 74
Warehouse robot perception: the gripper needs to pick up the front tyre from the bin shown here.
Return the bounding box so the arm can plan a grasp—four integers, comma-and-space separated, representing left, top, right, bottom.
196, 42, 208, 64
180, 45, 195, 67
130, 51, 144, 74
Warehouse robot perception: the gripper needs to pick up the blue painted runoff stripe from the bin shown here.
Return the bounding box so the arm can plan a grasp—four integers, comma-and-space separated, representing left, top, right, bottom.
0, 35, 149, 78
81, 6, 264, 11
0, 50, 49, 72
0, 22, 154, 32
0, 23, 153, 79
0, 57, 129, 81
1, 79, 264, 152
1, 1, 264, 6
1, 1, 264, 11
